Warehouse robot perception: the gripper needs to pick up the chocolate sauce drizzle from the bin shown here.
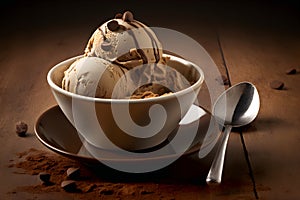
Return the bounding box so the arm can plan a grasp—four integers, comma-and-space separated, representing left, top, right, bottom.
131, 21, 161, 63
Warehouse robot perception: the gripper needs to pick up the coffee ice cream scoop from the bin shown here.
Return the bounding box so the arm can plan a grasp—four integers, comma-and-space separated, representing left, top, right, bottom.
84, 11, 164, 69
62, 57, 130, 98
61, 55, 191, 99
62, 11, 191, 99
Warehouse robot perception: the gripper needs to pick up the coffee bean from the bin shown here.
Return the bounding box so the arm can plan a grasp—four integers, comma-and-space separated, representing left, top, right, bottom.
15, 121, 28, 137
115, 13, 123, 19
61, 180, 77, 192
39, 172, 51, 183
270, 80, 284, 90
107, 20, 119, 31
122, 11, 134, 22
66, 167, 80, 179
286, 68, 297, 75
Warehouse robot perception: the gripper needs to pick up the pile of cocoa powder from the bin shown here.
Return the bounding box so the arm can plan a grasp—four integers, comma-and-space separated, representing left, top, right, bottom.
8, 148, 203, 199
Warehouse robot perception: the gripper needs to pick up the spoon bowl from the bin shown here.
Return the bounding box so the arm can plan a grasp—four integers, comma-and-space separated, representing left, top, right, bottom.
206, 81, 260, 184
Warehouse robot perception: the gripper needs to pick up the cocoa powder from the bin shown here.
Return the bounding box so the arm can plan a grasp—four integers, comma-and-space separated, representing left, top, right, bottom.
9, 148, 193, 199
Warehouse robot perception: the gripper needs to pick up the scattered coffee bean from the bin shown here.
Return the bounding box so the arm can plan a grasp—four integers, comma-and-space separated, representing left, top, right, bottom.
61, 180, 77, 192
39, 172, 51, 183
66, 167, 80, 179
286, 68, 297, 75
216, 75, 229, 85
115, 13, 123, 19
270, 80, 284, 90
123, 11, 134, 22
15, 121, 28, 137
107, 20, 119, 31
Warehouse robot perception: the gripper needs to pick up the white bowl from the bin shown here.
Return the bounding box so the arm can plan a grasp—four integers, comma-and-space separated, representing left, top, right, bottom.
47, 54, 204, 151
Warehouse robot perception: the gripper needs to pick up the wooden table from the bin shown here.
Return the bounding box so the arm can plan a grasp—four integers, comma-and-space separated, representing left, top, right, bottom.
1, 1, 300, 199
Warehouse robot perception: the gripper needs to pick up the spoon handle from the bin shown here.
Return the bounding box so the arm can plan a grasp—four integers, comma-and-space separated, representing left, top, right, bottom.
206, 125, 232, 184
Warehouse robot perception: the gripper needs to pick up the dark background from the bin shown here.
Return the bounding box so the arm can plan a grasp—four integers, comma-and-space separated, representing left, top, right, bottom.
1, 0, 299, 39
1, 0, 299, 95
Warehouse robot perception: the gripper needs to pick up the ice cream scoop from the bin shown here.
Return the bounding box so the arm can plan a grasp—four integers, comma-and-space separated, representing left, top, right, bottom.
62, 55, 191, 99
84, 11, 164, 69
62, 57, 130, 98
62, 11, 191, 99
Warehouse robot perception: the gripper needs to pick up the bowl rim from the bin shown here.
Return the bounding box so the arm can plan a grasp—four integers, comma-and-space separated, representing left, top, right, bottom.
47, 54, 205, 103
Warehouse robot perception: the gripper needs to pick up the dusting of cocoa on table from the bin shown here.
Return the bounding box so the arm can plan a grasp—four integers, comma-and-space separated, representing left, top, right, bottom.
8, 148, 202, 199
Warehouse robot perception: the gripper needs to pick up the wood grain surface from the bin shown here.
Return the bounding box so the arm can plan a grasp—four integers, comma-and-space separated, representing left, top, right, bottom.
0, 1, 299, 199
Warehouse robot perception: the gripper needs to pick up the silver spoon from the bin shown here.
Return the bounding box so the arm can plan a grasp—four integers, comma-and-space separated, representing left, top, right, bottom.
206, 81, 260, 184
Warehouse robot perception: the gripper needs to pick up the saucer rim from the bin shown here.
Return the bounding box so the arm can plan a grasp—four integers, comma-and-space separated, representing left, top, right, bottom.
34, 105, 211, 164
